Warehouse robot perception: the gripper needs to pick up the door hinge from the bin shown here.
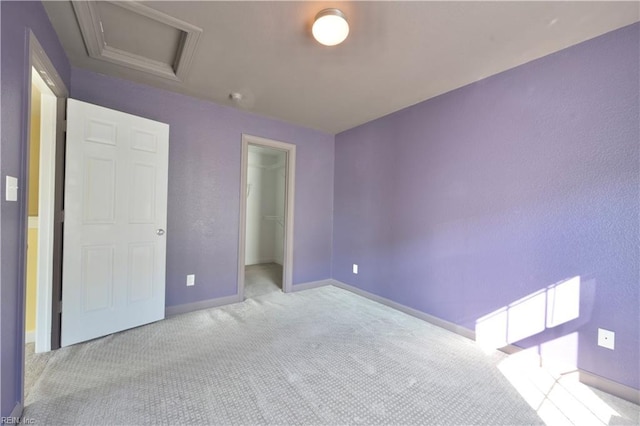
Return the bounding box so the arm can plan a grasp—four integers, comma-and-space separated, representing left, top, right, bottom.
62, 119, 67, 133
59, 210, 64, 222
57, 300, 62, 314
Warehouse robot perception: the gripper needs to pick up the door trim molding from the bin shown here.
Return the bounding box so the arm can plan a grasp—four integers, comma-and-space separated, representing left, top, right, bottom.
21, 28, 69, 410
29, 31, 68, 354
30, 33, 68, 97
238, 134, 296, 298
31, 68, 57, 355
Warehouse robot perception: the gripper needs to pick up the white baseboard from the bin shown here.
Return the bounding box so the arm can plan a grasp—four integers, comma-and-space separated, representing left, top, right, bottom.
165, 293, 243, 317
165, 277, 330, 317
25, 330, 35, 344
291, 278, 332, 292
579, 370, 640, 405
330, 280, 475, 340
330, 279, 640, 405
10, 402, 23, 420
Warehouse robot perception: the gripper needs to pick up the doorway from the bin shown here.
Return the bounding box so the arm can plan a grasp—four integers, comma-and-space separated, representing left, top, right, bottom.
26, 66, 57, 356
25, 75, 43, 349
22, 31, 69, 403
238, 135, 296, 298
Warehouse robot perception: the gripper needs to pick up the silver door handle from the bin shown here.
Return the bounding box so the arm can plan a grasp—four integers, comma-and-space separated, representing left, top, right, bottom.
156, 229, 165, 236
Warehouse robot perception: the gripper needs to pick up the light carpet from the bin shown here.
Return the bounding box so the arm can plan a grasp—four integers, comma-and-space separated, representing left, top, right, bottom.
23, 283, 637, 425
24, 342, 54, 400
244, 263, 282, 299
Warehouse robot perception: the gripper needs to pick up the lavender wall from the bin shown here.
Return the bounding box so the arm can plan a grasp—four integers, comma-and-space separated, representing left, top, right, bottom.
1, 0, 71, 417
71, 68, 334, 308
333, 23, 639, 390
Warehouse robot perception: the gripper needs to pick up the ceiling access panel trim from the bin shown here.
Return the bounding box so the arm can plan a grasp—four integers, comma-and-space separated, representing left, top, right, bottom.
71, 1, 202, 82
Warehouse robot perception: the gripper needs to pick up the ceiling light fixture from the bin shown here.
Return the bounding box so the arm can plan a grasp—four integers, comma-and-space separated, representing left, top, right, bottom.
312, 8, 349, 46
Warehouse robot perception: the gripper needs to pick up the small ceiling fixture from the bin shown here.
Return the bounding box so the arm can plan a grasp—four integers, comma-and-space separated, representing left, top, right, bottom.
312, 8, 349, 46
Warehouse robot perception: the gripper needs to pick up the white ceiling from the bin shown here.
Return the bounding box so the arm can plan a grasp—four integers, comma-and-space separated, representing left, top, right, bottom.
44, 1, 639, 134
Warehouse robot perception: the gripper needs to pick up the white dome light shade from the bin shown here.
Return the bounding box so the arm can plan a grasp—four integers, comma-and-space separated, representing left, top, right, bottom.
312, 9, 349, 46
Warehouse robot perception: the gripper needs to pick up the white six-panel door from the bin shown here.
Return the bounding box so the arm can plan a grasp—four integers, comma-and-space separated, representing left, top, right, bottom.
62, 99, 169, 347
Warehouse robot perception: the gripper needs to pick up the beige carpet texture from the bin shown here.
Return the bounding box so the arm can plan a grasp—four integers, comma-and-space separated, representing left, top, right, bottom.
23, 269, 639, 425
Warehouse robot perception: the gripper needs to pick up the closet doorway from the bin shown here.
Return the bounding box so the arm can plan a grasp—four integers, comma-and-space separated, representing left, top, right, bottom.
238, 135, 295, 299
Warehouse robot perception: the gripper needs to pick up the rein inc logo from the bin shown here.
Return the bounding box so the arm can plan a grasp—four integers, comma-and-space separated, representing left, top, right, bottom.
1, 417, 35, 424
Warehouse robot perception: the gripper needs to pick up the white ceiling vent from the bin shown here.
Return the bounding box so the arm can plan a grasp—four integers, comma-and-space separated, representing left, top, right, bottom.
72, 1, 202, 81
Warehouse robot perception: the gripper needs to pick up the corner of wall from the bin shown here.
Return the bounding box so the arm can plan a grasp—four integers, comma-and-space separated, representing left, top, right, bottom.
329, 133, 337, 280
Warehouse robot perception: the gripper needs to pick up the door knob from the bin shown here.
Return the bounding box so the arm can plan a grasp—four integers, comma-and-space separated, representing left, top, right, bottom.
156, 229, 165, 236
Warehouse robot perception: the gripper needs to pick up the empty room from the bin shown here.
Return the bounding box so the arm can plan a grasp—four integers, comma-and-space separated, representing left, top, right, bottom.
1, 1, 639, 425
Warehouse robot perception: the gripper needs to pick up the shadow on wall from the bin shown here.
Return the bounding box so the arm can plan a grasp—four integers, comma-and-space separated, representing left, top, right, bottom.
475, 277, 626, 424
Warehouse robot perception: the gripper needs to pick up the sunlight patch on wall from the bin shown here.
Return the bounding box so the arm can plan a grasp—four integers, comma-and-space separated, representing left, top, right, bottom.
476, 276, 581, 352
507, 289, 547, 343
539, 330, 579, 376
475, 307, 508, 349
546, 276, 580, 328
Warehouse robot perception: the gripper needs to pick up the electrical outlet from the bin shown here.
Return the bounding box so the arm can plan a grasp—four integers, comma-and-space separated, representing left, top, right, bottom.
598, 328, 615, 350
352, 264, 358, 274
186, 274, 195, 287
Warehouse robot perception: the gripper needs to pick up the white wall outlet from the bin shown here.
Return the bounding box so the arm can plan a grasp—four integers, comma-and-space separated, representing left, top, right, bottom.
598, 328, 615, 350
186, 274, 195, 287
352, 264, 358, 274
5, 176, 18, 201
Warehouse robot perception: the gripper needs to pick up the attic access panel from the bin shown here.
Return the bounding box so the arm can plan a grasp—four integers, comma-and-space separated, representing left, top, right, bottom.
72, 1, 202, 81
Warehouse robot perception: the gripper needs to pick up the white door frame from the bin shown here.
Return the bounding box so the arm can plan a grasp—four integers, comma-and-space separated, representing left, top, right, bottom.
21, 31, 69, 409
26, 31, 68, 355
30, 67, 57, 353
238, 134, 296, 296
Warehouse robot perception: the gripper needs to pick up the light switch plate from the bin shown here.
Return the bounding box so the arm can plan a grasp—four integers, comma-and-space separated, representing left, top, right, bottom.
186, 274, 195, 287
598, 328, 615, 350
5, 176, 18, 202
352, 264, 358, 274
